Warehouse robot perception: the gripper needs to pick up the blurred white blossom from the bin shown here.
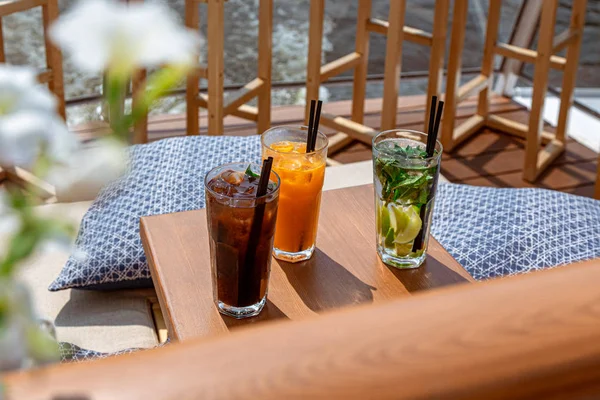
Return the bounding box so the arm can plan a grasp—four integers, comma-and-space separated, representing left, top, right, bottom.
48, 138, 128, 198
0, 191, 20, 237
0, 65, 77, 168
51, 0, 200, 77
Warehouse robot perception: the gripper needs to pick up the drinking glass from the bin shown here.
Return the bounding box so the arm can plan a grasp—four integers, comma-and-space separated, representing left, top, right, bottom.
204, 162, 280, 318
372, 129, 442, 269
261, 126, 328, 262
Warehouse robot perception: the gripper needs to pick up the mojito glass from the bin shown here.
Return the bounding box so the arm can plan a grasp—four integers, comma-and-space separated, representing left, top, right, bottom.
372, 129, 442, 269
261, 126, 328, 262
205, 162, 280, 319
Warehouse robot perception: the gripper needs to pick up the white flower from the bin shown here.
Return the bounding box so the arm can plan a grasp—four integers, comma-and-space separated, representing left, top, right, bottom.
0, 191, 21, 237
50, 0, 200, 77
47, 138, 128, 198
0, 64, 77, 169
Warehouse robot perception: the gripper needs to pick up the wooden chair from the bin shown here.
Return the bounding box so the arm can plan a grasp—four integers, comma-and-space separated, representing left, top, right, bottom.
442, 0, 587, 182
185, 0, 272, 137
0, 0, 65, 198
305, 0, 450, 160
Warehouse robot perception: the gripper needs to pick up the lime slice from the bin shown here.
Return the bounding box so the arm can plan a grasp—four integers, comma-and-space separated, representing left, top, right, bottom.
387, 203, 422, 244
384, 228, 395, 248
395, 242, 413, 256
378, 202, 391, 236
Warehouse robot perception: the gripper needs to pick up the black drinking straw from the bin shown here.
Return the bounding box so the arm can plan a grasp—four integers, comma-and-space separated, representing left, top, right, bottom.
412, 98, 444, 253
306, 100, 317, 151
425, 96, 438, 156
309, 100, 323, 152
239, 157, 274, 306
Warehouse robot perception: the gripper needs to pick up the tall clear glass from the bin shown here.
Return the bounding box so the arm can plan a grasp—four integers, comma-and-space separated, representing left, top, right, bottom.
205, 162, 280, 319
261, 126, 328, 263
372, 129, 442, 269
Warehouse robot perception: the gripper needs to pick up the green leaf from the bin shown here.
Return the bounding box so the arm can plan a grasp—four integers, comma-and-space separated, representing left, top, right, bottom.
245, 165, 260, 180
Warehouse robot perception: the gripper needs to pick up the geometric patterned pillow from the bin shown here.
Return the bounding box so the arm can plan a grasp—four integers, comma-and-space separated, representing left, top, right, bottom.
431, 183, 600, 281
49, 135, 261, 291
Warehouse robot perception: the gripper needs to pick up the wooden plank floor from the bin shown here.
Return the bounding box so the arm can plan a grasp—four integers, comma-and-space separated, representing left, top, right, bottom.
11, 95, 599, 199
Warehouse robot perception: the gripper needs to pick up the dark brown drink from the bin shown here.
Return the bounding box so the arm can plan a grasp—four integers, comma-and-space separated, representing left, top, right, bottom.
205, 162, 280, 318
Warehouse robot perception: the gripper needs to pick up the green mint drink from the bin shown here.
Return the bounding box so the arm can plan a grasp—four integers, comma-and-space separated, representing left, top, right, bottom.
373, 136, 440, 269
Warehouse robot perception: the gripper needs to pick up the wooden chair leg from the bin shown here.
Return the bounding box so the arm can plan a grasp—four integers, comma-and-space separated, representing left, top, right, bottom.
425, 0, 449, 132
350, 0, 371, 125
379, 0, 406, 131
477, 0, 502, 118
207, 0, 224, 136
440, 0, 468, 151
305, 0, 325, 124
185, 0, 200, 136
0, 19, 5, 63
42, 0, 66, 120
523, 0, 559, 182
256, 0, 272, 135
555, 0, 587, 144
131, 69, 148, 144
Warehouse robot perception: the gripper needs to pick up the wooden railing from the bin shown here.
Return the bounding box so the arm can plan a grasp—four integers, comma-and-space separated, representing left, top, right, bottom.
5, 258, 600, 399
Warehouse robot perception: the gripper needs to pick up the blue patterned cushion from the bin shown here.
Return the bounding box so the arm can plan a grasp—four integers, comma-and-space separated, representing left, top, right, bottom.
50, 135, 261, 291
431, 183, 600, 281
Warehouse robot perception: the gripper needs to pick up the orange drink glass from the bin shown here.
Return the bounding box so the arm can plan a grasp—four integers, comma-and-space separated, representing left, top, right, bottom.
261, 126, 328, 262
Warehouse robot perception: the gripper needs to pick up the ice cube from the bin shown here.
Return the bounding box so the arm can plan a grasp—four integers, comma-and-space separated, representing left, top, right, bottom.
210, 178, 234, 196
221, 170, 244, 185
277, 158, 302, 171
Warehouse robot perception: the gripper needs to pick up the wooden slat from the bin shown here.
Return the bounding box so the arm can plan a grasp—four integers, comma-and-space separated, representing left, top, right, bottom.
494, 42, 566, 71
4, 167, 56, 200
555, 0, 587, 143
223, 77, 265, 116
440, 0, 469, 151
9, 260, 600, 399
477, 0, 501, 117
457, 74, 488, 103
0, 18, 4, 63
365, 18, 433, 47
42, 0, 65, 119
185, 0, 201, 136
36, 69, 53, 83
0, 0, 45, 16
319, 52, 362, 83
523, 0, 559, 182
327, 132, 355, 155
305, 0, 324, 123
207, 0, 224, 135
380, 0, 406, 131
552, 28, 581, 54
350, 0, 371, 125
451, 114, 485, 148
198, 94, 258, 122
535, 139, 566, 178
0, 167, 6, 182
424, 0, 449, 132
256, 0, 272, 133
320, 114, 376, 145
131, 68, 148, 144
487, 114, 554, 144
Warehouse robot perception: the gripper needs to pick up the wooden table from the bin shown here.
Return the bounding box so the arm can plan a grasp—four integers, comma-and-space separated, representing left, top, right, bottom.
141, 184, 473, 341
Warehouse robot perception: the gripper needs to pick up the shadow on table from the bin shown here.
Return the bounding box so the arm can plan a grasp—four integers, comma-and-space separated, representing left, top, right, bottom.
386, 253, 471, 294
220, 299, 289, 330
278, 248, 377, 313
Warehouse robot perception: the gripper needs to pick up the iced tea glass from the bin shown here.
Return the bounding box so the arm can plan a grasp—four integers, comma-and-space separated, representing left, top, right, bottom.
205, 162, 280, 319
261, 126, 328, 262
373, 129, 442, 269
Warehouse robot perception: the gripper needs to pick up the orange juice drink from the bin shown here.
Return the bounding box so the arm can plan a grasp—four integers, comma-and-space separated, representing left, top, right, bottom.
262, 126, 328, 262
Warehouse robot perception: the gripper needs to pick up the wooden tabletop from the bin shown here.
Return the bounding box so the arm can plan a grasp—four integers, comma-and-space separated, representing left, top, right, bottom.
141, 184, 473, 341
